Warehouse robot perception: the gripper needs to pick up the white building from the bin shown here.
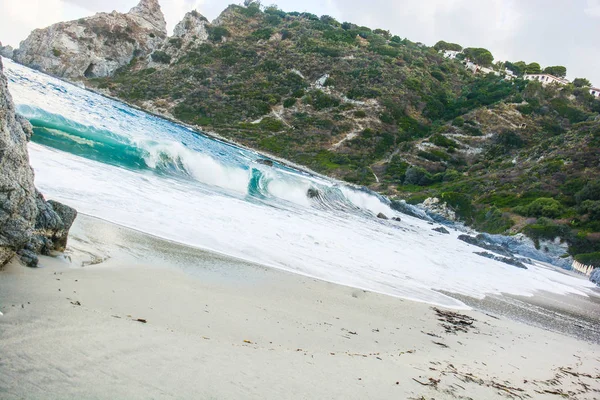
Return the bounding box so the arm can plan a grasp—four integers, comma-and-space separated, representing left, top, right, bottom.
464, 61, 501, 76
441, 50, 461, 59
524, 74, 569, 86
590, 87, 600, 98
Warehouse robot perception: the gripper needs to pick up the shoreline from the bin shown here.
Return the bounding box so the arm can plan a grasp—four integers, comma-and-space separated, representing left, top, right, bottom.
1, 215, 599, 399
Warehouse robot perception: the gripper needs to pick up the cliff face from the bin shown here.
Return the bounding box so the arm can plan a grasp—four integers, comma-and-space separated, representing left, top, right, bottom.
0, 58, 76, 267
13, 0, 167, 79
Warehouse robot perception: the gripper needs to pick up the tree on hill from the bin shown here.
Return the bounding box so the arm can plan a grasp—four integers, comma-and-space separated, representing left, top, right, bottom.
525, 62, 541, 74
543, 65, 567, 77
433, 40, 462, 52
463, 47, 494, 66
573, 78, 592, 88
505, 61, 526, 76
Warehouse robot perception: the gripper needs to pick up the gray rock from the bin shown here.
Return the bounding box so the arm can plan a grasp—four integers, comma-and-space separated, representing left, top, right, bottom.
0, 58, 76, 267
13, 0, 167, 79
390, 199, 432, 221
458, 234, 513, 257
307, 188, 320, 199
474, 252, 528, 269
0, 41, 14, 59
433, 227, 450, 234
0, 57, 38, 266
591, 268, 600, 285
377, 213, 388, 220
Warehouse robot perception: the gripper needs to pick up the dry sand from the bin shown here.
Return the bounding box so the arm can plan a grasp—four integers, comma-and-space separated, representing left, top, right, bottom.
1, 215, 599, 399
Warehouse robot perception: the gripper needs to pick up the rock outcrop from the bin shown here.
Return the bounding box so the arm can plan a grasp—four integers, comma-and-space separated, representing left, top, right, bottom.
154, 10, 209, 62
591, 268, 600, 285
420, 197, 457, 222
0, 42, 14, 59
0, 58, 76, 267
13, 0, 167, 79
173, 10, 209, 43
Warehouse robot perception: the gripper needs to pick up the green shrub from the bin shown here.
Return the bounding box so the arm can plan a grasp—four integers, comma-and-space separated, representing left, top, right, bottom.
441, 192, 474, 221
575, 252, 600, 267
430, 134, 458, 149
252, 28, 274, 40
353, 110, 366, 118
151, 51, 171, 64
208, 26, 230, 42
579, 200, 600, 220
523, 218, 570, 248
474, 207, 513, 234
514, 198, 561, 218
283, 98, 297, 108
452, 117, 464, 127
259, 117, 285, 132
404, 166, 433, 186
576, 182, 600, 204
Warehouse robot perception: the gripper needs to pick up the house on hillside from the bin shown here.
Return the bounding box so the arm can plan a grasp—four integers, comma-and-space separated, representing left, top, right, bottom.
590, 87, 600, 98
524, 74, 569, 86
441, 50, 461, 59
464, 61, 501, 76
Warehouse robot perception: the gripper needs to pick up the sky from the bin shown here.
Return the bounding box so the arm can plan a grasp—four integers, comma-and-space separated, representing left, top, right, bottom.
1, 0, 599, 86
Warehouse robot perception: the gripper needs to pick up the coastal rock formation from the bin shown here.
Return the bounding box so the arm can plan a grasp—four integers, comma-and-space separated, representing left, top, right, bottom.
154, 10, 209, 62
173, 11, 209, 44
0, 58, 76, 267
0, 42, 14, 59
420, 197, 457, 222
13, 0, 167, 78
591, 268, 600, 285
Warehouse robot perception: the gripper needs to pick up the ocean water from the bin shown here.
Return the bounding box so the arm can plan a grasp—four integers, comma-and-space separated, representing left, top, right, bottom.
4, 58, 596, 309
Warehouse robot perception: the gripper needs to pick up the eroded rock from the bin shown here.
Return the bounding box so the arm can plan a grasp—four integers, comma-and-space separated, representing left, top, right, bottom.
13, 0, 167, 79
0, 58, 76, 267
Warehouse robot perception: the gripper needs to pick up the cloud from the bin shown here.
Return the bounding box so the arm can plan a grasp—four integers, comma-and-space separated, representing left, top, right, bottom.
585, 0, 600, 17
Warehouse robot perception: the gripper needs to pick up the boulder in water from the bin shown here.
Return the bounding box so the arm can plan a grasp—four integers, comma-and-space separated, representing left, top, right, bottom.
392, 217, 402, 222
307, 188, 320, 199
377, 213, 388, 220
433, 227, 450, 234
256, 159, 274, 167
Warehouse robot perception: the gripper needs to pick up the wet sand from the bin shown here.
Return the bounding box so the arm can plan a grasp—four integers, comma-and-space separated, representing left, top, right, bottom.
1, 215, 599, 399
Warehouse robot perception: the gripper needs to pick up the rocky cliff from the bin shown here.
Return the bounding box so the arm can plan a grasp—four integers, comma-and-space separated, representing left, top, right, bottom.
13, 0, 167, 79
0, 58, 76, 267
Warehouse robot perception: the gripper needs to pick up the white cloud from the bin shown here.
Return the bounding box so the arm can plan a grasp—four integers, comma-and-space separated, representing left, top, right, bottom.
585, 0, 600, 17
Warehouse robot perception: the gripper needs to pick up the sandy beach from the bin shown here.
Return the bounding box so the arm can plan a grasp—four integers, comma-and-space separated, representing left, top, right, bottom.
1, 215, 600, 400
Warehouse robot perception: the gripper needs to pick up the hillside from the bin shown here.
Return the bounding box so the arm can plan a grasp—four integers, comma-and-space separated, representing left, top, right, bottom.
13, 2, 600, 265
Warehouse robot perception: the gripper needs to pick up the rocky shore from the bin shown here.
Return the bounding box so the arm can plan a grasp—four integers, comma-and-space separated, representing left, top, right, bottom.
0, 57, 76, 267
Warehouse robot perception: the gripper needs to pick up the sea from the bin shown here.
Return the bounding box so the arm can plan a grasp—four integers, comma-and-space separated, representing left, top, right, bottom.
4, 58, 597, 310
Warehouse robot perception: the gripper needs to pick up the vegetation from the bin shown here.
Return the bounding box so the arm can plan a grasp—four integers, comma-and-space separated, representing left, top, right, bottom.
463, 47, 494, 66
543, 65, 567, 78
87, 3, 600, 262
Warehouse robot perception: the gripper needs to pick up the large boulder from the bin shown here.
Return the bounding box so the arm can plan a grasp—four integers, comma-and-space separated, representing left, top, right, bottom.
0, 58, 76, 267
13, 0, 167, 79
